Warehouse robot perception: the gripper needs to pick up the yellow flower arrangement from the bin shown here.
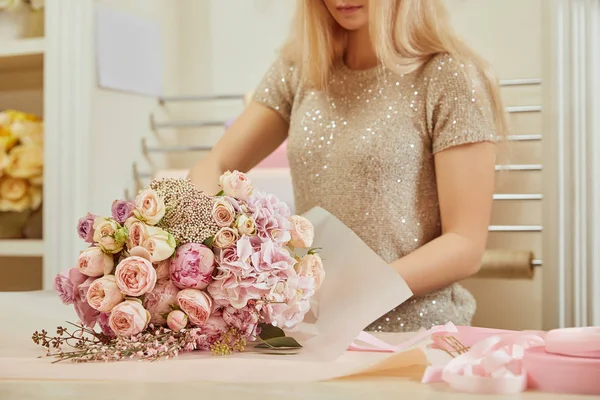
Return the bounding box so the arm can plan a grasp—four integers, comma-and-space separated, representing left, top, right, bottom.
0, 110, 43, 213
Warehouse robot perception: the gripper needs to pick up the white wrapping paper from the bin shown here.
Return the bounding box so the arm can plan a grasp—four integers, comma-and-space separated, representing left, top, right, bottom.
0, 208, 429, 383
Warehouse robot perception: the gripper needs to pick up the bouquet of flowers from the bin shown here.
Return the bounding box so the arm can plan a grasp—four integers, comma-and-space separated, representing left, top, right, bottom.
0, 109, 43, 213
35, 171, 324, 362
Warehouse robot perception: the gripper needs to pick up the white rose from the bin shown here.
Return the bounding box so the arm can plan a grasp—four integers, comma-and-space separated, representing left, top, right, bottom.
93, 217, 127, 254
133, 188, 165, 226
288, 215, 315, 248
235, 214, 256, 236
142, 226, 176, 262
219, 170, 253, 201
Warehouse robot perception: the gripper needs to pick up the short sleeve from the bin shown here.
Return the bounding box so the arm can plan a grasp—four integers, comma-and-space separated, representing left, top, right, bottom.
424, 54, 497, 154
252, 57, 299, 123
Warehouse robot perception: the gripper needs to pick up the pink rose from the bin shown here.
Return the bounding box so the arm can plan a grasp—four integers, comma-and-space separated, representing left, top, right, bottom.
77, 213, 96, 243
296, 253, 325, 290
76, 246, 114, 277
211, 198, 236, 227
167, 310, 188, 332
111, 200, 135, 224
115, 256, 157, 297
176, 289, 213, 326
53, 268, 88, 305
74, 298, 101, 328
195, 313, 229, 350
170, 243, 215, 290
108, 300, 151, 337
133, 189, 165, 226
219, 170, 254, 201
288, 215, 314, 248
125, 217, 148, 249
77, 277, 95, 301
155, 259, 171, 282
223, 305, 259, 339
213, 227, 238, 249
98, 313, 116, 337
143, 280, 180, 325
86, 275, 125, 312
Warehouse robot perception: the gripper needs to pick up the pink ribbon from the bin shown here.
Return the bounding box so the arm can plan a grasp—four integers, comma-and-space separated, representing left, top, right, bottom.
545, 327, 600, 358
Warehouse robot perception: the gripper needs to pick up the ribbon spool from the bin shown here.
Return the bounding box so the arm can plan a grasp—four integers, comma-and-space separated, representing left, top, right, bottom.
476, 249, 535, 280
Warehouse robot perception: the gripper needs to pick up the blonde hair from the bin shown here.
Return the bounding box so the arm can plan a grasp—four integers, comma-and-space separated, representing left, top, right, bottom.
281, 0, 509, 141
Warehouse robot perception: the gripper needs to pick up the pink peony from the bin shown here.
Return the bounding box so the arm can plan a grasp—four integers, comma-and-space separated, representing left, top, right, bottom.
195, 313, 229, 350
74, 298, 101, 328
114, 256, 157, 297
176, 289, 213, 326
98, 313, 116, 337
247, 191, 292, 243
76, 246, 114, 277
77, 213, 96, 243
288, 215, 315, 248
86, 275, 125, 312
223, 305, 260, 339
108, 300, 151, 337
53, 268, 88, 305
170, 243, 215, 290
155, 259, 171, 282
166, 310, 188, 332
143, 280, 180, 325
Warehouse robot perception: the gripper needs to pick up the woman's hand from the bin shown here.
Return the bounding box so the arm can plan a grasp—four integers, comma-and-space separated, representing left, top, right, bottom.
188, 102, 289, 193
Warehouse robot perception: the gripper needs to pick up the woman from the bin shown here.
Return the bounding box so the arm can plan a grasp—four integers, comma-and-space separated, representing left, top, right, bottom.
190, 0, 506, 332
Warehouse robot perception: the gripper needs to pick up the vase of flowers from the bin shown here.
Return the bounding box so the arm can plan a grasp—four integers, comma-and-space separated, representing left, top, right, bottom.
0, 0, 44, 40
0, 110, 43, 239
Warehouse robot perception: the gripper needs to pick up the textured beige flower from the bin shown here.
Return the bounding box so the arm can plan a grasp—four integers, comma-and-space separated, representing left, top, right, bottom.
5, 144, 43, 179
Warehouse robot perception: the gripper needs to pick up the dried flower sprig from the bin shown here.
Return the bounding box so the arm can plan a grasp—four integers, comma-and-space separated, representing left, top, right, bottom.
210, 328, 247, 356
32, 322, 205, 363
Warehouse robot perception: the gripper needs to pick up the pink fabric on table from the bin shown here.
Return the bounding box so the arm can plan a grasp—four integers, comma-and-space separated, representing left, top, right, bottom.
255, 141, 289, 169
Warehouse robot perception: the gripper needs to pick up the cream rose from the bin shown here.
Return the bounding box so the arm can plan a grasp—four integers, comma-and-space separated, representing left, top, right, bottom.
141, 226, 176, 262
213, 227, 239, 249
4, 144, 43, 179
0, 176, 28, 201
108, 299, 151, 337
114, 256, 157, 297
219, 170, 253, 201
10, 120, 44, 148
176, 289, 213, 326
86, 275, 125, 312
296, 253, 325, 290
133, 189, 165, 226
167, 310, 188, 332
288, 215, 315, 248
124, 217, 148, 249
235, 214, 256, 236
211, 198, 235, 227
93, 217, 127, 254
76, 246, 115, 277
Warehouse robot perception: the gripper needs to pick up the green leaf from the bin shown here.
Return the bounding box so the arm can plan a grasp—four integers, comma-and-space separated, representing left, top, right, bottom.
255, 336, 303, 349
307, 248, 322, 255
203, 236, 215, 248
258, 323, 285, 341
216, 190, 225, 196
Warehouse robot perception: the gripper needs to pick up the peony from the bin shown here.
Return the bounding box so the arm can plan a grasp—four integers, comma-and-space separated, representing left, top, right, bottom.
141, 225, 176, 263
176, 289, 213, 326
133, 188, 165, 226
296, 253, 325, 290
98, 313, 116, 338
219, 170, 254, 201
195, 313, 229, 350
223, 305, 260, 339
213, 227, 239, 249
288, 215, 315, 248
170, 243, 215, 290
124, 217, 148, 249
235, 214, 257, 236
143, 280, 180, 325
76, 246, 114, 277
155, 259, 171, 282
86, 275, 125, 312
114, 256, 157, 297
211, 198, 236, 227
74, 298, 101, 328
4, 144, 43, 179
93, 217, 128, 254
77, 213, 97, 243
111, 200, 135, 224
53, 268, 88, 305
167, 310, 188, 332
108, 299, 151, 337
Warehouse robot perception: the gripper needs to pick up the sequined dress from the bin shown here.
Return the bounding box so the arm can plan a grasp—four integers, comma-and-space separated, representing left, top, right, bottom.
253, 53, 496, 332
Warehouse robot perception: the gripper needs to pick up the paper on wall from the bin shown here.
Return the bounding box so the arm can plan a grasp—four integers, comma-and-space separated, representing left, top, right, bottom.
0, 208, 422, 383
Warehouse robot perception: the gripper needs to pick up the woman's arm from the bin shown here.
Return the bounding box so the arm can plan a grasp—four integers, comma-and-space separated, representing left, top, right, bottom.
188, 102, 288, 193
390, 141, 496, 296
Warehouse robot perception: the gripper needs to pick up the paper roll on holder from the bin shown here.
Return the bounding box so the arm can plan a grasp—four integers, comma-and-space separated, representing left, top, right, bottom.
476, 249, 542, 280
